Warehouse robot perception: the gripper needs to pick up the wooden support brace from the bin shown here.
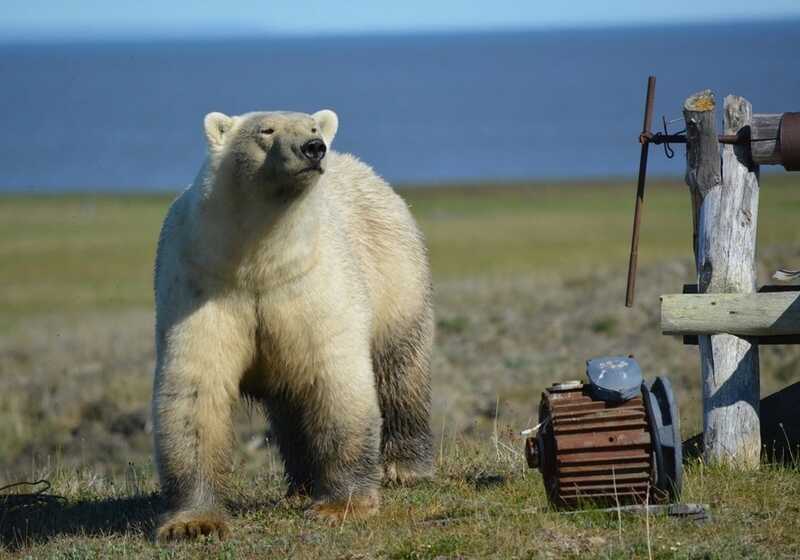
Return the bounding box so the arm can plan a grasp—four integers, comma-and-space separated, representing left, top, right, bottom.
750, 113, 783, 165
661, 292, 800, 336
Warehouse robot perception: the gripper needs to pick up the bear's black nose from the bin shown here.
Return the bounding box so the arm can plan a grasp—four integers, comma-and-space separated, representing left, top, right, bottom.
301, 139, 327, 162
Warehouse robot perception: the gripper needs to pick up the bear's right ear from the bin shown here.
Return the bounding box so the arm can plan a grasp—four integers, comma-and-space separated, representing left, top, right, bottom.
313, 109, 339, 145
204, 112, 234, 150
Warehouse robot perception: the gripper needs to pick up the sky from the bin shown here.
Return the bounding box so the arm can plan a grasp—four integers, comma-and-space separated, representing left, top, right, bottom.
3, 0, 800, 40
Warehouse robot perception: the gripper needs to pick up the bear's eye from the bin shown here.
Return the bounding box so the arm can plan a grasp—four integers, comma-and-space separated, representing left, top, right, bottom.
311, 127, 317, 133
260, 128, 274, 135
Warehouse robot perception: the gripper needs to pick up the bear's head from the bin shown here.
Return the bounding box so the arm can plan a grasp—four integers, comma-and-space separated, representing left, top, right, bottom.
202, 110, 338, 196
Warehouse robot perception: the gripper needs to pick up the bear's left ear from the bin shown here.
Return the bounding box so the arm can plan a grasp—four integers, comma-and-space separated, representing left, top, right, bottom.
204, 112, 234, 150
313, 109, 338, 145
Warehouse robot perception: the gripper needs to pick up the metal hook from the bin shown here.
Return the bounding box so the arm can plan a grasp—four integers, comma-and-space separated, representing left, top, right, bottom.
662, 116, 675, 159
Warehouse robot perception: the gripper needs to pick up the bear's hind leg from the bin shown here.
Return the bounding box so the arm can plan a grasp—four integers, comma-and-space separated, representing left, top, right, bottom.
374, 311, 434, 485
268, 358, 383, 523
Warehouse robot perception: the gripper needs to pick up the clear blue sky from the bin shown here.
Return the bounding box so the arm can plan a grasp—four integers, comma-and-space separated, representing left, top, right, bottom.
3, 0, 800, 40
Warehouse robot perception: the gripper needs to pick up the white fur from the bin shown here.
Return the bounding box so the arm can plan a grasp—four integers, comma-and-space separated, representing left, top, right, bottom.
313, 109, 338, 144
203, 112, 234, 151
154, 151, 427, 400
152, 110, 431, 517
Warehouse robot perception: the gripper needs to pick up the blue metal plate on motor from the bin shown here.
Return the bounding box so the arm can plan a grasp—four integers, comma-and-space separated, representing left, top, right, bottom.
585, 356, 643, 402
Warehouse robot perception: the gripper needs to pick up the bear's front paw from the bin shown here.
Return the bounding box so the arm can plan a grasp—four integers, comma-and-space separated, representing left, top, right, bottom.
156, 510, 230, 542
383, 460, 433, 486
305, 493, 379, 524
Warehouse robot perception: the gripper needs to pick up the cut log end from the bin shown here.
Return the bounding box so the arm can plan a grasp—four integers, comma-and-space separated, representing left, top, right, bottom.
684, 90, 715, 112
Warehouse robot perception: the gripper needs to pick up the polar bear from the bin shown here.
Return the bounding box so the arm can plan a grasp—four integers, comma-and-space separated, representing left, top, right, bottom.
152, 109, 434, 541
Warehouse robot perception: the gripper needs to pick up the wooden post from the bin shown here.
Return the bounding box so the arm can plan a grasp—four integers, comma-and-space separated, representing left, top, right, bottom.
683, 91, 761, 468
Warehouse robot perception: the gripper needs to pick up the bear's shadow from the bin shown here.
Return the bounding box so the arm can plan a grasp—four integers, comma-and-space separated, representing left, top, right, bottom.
1, 489, 288, 550
0, 491, 162, 550
2, 476, 494, 550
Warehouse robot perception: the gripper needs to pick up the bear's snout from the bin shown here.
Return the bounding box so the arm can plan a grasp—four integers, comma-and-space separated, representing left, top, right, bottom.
301, 139, 327, 163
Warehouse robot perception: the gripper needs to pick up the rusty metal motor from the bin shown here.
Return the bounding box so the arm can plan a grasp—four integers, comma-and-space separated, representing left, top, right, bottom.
780, 112, 800, 171
525, 356, 681, 508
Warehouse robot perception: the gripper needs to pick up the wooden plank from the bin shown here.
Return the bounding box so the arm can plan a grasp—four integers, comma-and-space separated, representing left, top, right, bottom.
661, 292, 800, 336
681, 283, 800, 344
683, 92, 761, 468
681, 284, 800, 293
750, 113, 782, 165
680, 285, 800, 343
683, 334, 800, 346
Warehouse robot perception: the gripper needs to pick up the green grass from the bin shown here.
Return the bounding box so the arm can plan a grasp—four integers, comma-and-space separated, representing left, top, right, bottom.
0, 195, 166, 327
4, 439, 800, 558
407, 175, 800, 280
3, 175, 799, 326
2, 177, 800, 557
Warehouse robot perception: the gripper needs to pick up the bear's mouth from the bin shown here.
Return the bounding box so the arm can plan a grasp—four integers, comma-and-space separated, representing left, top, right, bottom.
296, 165, 323, 176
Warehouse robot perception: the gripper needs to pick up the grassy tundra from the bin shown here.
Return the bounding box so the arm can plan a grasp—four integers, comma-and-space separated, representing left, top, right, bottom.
2, 176, 800, 558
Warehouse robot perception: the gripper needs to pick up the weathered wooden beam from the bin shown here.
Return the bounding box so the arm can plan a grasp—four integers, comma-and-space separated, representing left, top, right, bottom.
683, 91, 721, 198
662, 292, 800, 336
750, 113, 782, 165
682, 284, 800, 294
683, 92, 761, 469
683, 334, 800, 346
679, 284, 800, 344
684, 90, 718, 277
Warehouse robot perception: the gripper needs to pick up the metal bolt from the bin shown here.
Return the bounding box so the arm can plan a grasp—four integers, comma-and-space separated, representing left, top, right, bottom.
525, 437, 540, 469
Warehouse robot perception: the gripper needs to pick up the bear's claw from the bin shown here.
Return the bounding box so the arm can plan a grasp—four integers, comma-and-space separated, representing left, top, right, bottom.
305, 494, 379, 525
156, 510, 230, 542
383, 461, 433, 486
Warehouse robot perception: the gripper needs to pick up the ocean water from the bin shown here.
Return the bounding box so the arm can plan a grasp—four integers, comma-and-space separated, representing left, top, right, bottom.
0, 20, 798, 192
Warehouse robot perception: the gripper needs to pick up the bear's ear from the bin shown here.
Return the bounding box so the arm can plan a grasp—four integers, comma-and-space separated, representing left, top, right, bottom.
313, 109, 338, 145
204, 112, 234, 149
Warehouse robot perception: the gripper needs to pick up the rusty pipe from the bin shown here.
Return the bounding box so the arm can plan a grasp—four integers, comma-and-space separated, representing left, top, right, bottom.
625, 76, 656, 308
640, 132, 744, 146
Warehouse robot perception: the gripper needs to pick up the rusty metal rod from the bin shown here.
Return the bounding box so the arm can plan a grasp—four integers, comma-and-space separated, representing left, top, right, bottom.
625, 76, 656, 308
641, 132, 745, 145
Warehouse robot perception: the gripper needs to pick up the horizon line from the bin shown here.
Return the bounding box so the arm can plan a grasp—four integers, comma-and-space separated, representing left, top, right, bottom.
1, 14, 797, 46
